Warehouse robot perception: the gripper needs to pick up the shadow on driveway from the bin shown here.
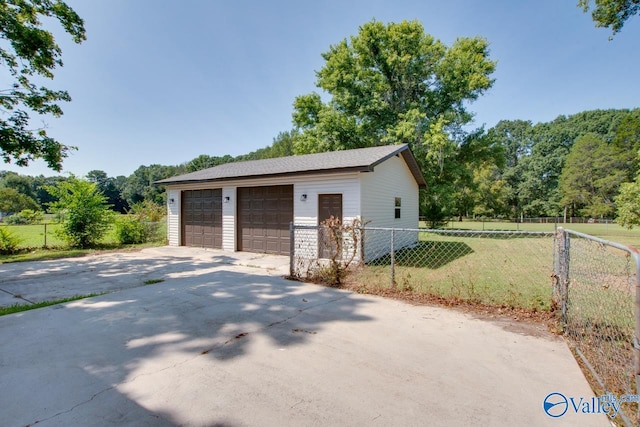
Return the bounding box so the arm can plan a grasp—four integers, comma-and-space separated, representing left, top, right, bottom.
1, 257, 374, 426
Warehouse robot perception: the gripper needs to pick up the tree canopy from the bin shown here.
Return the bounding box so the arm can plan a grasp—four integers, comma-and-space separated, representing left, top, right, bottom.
292, 20, 496, 154
0, 0, 85, 171
290, 19, 497, 225
579, 0, 640, 36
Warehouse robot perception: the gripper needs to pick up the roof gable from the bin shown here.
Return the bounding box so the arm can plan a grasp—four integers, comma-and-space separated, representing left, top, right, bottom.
157, 144, 426, 188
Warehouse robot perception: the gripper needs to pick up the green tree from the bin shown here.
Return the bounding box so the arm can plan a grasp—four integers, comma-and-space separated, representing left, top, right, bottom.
290, 19, 497, 224
491, 109, 639, 218
33, 174, 66, 209
472, 164, 508, 218
559, 133, 628, 218
0, 187, 39, 212
235, 130, 297, 161
46, 176, 113, 248
123, 164, 185, 206
579, 0, 640, 36
87, 169, 129, 213
486, 120, 533, 221
185, 154, 234, 172
0, 0, 85, 171
0, 171, 36, 199
615, 176, 640, 228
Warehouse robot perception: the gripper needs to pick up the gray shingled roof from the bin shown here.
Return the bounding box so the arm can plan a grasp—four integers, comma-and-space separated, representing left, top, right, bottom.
156, 144, 426, 188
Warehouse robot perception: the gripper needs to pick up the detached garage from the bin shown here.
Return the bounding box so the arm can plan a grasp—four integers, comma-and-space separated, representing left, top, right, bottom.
157, 144, 426, 256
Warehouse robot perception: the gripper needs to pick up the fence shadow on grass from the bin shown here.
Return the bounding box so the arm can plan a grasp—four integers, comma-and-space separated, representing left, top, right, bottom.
367, 240, 474, 269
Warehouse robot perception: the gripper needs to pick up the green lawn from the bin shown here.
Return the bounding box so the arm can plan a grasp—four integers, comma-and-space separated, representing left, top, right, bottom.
0, 220, 166, 263
429, 220, 640, 249
357, 231, 555, 310
0, 223, 119, 248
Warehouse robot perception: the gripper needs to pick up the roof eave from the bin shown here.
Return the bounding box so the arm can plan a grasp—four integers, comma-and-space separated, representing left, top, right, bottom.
155, 165, 371, 186
367, 144, 427, 189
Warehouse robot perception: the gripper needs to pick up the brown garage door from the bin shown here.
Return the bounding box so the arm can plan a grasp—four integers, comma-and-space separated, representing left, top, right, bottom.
182, 189, 222, 248
237, 185, 293, 255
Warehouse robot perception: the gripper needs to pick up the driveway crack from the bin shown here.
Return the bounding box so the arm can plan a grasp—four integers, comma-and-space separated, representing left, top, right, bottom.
26, 385, 116, 426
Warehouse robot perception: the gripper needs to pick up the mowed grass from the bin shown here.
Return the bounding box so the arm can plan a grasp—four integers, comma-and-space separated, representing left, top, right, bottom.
355, 231, 555, 310
1, 223, 120, 249
433, 220, 640, 249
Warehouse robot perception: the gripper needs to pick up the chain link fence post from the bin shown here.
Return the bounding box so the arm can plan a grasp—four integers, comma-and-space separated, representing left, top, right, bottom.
390, 228, 395, 288
289, 222, 294, 278
556, 227, 570, 326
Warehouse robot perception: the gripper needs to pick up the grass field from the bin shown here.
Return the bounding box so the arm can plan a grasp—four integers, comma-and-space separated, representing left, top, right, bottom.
431, 220, 640, 249
355, 230, 555, 310
0, 223, 119, 248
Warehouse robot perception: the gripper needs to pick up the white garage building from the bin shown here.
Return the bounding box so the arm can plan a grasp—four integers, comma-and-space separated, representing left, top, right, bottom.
157, 144, 426, 258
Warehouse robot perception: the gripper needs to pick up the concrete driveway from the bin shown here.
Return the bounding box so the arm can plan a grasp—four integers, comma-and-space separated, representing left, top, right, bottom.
0, 247, 609, 426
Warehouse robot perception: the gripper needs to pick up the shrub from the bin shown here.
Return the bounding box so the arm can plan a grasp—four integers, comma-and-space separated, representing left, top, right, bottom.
114, 216, 150, 244
4, 209, 44, 225
129, 200, 165, 222
46, 177, 114, 248
0, 227, 22, 255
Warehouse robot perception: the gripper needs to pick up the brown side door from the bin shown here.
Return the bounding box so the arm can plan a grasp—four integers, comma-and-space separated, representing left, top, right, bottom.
318, 194, 343, 259
182, 189, 223, 248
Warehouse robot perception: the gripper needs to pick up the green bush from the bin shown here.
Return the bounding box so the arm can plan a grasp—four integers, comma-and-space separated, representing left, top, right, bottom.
114, 216, 150, 244
5, 209, 44, 225
0, 227, 22, 254
46, 177, 114, 248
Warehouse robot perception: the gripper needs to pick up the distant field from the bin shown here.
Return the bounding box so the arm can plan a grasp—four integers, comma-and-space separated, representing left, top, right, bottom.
424, 220, 640, 249
0, 223, 118, 248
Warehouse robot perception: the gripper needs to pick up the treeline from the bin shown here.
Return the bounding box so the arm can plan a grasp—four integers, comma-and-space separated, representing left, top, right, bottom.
1, 109, 638, 224
0, 131, 297, 217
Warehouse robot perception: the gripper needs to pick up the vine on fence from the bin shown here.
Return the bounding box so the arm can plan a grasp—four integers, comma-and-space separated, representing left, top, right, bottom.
310, 216, 362, 286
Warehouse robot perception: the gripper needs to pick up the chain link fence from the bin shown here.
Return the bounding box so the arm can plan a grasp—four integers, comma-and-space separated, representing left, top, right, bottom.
291, 224, 640, 425
554, 228, 639, 426
0, 221, 166, 250
291, 225, 555, 309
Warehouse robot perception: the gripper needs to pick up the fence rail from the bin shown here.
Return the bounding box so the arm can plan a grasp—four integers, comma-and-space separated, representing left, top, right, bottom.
0, 223, 63, 248
291, 224, 640, 425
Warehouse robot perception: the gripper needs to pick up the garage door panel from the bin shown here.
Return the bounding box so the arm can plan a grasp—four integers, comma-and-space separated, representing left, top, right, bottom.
182, 189, 222, 249
237, 185, 293, 255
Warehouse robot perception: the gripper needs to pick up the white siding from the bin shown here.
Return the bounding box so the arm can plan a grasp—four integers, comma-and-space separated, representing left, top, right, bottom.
293, 175, 360, 225
222, 187, 236, 251
360, 155, 420, 261
167, 189, 181, 246
293, 174, 361, 262
164, 172, 361, 251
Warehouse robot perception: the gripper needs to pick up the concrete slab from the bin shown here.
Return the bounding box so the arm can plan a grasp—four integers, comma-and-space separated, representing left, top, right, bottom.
0, 247, 289, 307
0, 248, 611, 426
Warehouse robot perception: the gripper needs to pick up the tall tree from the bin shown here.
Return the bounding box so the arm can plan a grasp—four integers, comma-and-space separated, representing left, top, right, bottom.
0, 0, 86, 171
498, 109, 639, 218
559, 133, 627, 217
579, 0, 640, 36
87, 169, 129, 213
123, 164, 185, 206
0, 187, 39, 213
486, 120, 533, 221
291, 19, 497, 224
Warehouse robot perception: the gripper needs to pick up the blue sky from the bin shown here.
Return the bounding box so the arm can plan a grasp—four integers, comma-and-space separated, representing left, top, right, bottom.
3, 0, 640, 177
